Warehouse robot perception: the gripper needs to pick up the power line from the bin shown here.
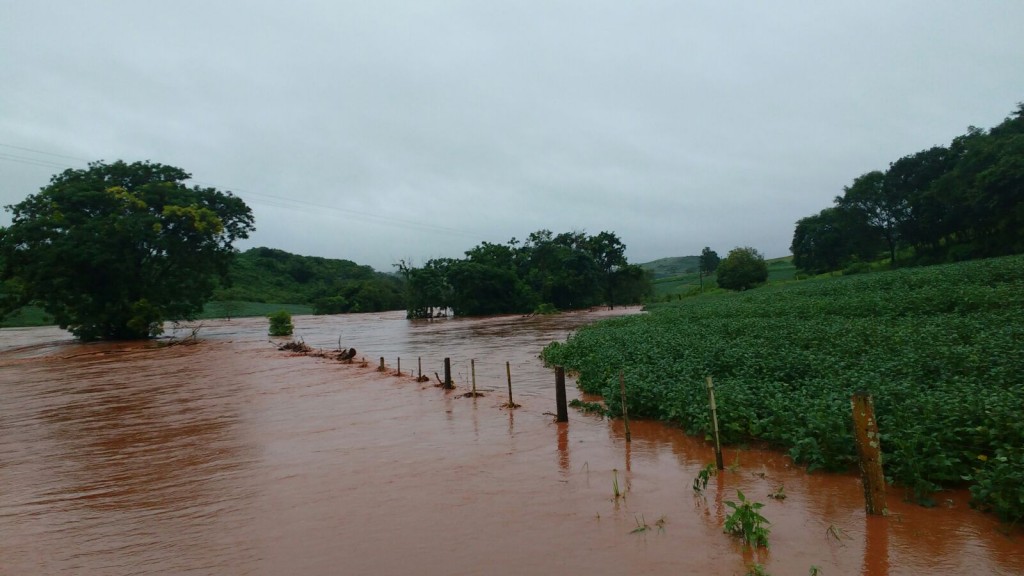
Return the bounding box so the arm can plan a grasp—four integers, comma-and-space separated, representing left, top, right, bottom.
0, 141, 484, 241
0, 143, 92, 163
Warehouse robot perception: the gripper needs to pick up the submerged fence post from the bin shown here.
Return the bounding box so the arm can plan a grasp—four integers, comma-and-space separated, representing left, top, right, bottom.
851, 391, 888, 515
397, 357, 401, 376
619, 370, 631, 443
555, 366, 568, 422
418, 357, 423, 380
505, 361, 517, 407
471, 359, 477, 395
443, 357, 453, 389
706, 376, 724, 471
378, 357, 386, 372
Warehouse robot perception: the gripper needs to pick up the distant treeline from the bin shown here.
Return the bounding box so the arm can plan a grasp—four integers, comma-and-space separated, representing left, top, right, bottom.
791, 102, 1024, 274
397, 230, 652, 318
216, 247, 404, 314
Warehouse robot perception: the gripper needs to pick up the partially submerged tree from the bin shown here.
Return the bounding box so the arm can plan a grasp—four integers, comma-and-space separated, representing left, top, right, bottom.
398, 230, 650, 317
0, 160, 255, 340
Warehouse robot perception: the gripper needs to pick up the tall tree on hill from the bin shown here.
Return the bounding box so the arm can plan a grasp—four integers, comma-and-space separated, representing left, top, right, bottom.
836, 170, 909, 265
586, 231, 627, 308
698, 246, 720, 292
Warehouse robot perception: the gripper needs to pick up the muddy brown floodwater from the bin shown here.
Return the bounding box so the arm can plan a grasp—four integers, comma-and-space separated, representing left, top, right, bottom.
2, 309, 1022, 575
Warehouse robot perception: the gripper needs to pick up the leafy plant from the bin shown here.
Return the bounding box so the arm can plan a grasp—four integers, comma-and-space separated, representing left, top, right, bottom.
569, 398, 607, 416
744, 563, 771, 576
724, 490, 770, 547
268, 310, 294, 336
693, 462, 716, 493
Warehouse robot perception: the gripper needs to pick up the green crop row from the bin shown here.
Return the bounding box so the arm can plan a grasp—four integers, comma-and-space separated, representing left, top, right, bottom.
543, 255, 1024, 521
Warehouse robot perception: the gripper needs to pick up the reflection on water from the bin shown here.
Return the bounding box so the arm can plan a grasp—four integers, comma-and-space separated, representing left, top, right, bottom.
1, 309, 1022, 575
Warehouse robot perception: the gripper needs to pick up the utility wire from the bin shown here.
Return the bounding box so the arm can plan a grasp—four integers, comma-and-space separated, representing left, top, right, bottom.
0, 141, 485, 241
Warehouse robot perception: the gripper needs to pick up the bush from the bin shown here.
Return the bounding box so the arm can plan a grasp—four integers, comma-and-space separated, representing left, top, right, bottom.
268, 310, 294, 336
534, 302, 559, 315
716, 247, 768, 291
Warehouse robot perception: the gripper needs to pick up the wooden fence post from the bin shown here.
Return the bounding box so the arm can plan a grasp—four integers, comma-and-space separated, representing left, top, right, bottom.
378, 357, 385, 372
505, 361, 518, 407
397, 357, 401, 376
555, 366, 568, 422
443, 357, 453, 389
471, 359, 477, 395
619, 370, 631, 443
851, 391, 888, 515
706, 376, 724, 471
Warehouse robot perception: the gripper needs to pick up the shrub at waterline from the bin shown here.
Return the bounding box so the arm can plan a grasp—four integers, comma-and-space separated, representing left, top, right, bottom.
268, 310, 294, 336
542, 255, 1024, 522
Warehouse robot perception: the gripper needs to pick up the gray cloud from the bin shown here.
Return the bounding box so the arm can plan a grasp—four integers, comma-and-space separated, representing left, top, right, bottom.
2, 1, 1022, 270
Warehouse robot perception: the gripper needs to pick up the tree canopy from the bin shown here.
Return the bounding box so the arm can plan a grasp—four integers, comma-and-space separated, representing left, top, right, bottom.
791, 102, 1024, 273
397, 230, 652, 318
0, 160, 255, 340
716, 246, 768, 291
698, 247, 720, 275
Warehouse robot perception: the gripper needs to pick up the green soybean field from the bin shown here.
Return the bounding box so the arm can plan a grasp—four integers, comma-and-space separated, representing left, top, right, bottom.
543, 254, 1024, 522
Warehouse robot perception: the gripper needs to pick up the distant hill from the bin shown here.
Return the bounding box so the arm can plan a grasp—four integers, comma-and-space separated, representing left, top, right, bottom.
640, 254, 796, 300
215, 247, 405, 313
639, 255, 701, 279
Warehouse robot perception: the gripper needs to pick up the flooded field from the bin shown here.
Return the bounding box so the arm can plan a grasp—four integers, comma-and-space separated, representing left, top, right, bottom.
1, 309, 1021, 575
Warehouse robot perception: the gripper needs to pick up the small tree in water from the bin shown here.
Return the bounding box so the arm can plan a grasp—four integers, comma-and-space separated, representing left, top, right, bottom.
268, 310, 294, 336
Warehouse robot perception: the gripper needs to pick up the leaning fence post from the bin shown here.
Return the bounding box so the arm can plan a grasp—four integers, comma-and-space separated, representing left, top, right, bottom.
505, 361, 518, 408
619, 370, 631, 443
706, 376, 724, 471
851, 391, 888, 515
555, 366, 568, 422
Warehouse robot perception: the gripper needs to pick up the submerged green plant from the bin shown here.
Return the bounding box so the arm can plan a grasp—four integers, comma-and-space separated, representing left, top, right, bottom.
693, 462, 717, 493
630, 514, 650, 534
745, 563, 771, 576
612, 468, 622, 500
629, 514, 666, 535
267, 310, 294, 336
724, 490, 770, 547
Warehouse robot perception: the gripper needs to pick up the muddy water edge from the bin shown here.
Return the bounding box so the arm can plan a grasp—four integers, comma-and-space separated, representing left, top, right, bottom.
1, 309, 1021, 575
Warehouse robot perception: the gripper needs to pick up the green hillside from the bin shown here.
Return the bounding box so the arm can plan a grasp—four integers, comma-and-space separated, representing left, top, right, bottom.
641, 255, 796, 300
640, 255, 701, 279
214, 247, 404, 314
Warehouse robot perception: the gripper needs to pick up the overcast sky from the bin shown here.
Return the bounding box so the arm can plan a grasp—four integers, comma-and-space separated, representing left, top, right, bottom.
2, 2, 1022, 271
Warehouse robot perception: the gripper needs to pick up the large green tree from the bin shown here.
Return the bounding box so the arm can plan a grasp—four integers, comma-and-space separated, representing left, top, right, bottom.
791, 102, 1024, 272
0, 160, 255, 340
399, 229, 649, 318
716, 246, 768, 291
836, 170, 909, 265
